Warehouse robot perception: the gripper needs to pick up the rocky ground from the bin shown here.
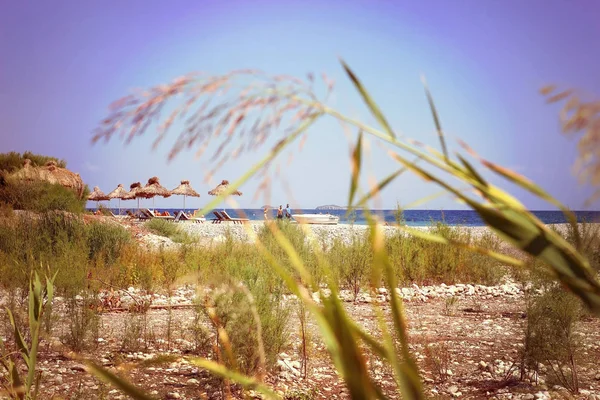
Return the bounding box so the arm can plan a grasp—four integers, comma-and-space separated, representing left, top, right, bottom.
2, 279, 599, 400
3, 217, 598, 399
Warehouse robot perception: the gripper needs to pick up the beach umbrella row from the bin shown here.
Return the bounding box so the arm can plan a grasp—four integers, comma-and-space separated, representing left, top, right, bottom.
89, 178, 241, 214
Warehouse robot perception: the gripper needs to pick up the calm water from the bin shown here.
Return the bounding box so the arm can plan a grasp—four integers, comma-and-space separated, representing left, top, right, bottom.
93, 208, 600, 226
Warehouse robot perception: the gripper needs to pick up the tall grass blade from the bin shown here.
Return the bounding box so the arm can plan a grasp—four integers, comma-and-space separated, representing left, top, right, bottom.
479, 157, 581, 247
6, 310, 29, 364
348, 131, 363, 208
320, 295, 386, 399
353, 166, 406, 208
369, 220, 424, 399
457, 155, 487, 187
189, 358, 281, 399
421, 75, 449, 162
340, 59, 396, 139
84, 361, 157, 400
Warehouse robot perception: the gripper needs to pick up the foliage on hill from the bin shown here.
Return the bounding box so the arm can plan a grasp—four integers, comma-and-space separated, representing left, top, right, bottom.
0, 151, 88, 213
0, 151, 67, 172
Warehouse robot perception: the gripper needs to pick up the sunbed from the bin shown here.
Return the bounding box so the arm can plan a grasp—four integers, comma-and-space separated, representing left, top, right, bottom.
220, 211, 249, 224
211, 211, 224, 224
174, 211, 190, 222
141, 208, 174, 221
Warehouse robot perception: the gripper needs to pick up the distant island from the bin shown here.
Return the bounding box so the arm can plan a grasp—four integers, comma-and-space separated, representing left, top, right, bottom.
261, 205, 275, 209
316, 205, 346, 210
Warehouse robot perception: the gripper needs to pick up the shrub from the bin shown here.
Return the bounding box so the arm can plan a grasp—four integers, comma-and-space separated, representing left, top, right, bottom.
523, 286, 583, 393
0, 211, 88, 293
424, 340, 452, 382
204, 283, 288, 374
561, 220, 600, 273
386, 223, 504, 286
86, 221, 132, 265
328, 232, 372, 300
0, 180, 86, 213
394, 201, 406, 226
257, 221, 320, 285
0, 151, 66, 172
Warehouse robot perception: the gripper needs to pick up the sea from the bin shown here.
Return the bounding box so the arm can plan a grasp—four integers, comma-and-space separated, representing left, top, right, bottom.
92, 208, 600, 227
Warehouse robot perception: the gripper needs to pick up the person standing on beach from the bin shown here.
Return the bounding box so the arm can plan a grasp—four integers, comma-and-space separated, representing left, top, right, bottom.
285, 204, 291, 219
264, 206, 269, 220
277, 205, 283, 220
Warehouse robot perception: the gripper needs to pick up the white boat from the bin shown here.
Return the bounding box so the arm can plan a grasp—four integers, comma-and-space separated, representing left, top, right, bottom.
292, 213, 340, 225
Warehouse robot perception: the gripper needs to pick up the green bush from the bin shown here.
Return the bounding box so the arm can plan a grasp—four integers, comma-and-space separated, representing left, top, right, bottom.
0, 151, 66, 172
204, 280, 290, 374
523, 286, 583, 393
0, 180, 86, 213
561, 221, 600, 273
386, 222, 504, 285
257, 221, 320, 285
0, 212, 134, 295
328, 232, 372, 299
87, 221, 132, 265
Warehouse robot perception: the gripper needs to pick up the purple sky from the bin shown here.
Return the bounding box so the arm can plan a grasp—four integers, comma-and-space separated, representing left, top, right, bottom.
1, 0, 599, 210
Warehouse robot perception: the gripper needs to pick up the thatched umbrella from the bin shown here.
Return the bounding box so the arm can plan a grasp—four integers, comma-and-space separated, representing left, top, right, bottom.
208, 180, 242, 197
138, 176, 171, 211
88, 186, 109, 209
170, 180, 200, 212
8, 159, 86, 198
107, 183, 128, 215
123, 182, 143, 210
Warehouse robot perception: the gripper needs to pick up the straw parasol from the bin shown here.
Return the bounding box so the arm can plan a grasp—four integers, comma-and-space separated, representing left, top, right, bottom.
88, 186, 109, 209
170, 180, 200, 212
208, 180, 242, 197
138, 176, 171, 211
8, 159, 86, 198
107, 183, 128, 215
123, 182, 143, 210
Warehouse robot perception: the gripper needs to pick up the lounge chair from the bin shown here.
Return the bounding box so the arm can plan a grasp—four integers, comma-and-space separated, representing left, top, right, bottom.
140, 208, 174, 221
190, 210, 206, 224
126, 210, 137, 220
211, 211, 224, 224
220, 211, 249, 224
174, 211, 190, 222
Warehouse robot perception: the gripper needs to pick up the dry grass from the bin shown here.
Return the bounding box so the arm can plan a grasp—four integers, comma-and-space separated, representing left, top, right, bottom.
3, 61, 596, 400
541, 86, 600, 204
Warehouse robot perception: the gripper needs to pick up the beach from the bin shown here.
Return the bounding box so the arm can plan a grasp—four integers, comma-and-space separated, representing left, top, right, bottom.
127, 217, 576, 255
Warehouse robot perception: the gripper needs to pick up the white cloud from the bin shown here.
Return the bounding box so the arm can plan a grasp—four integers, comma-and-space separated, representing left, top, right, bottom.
84, 161, 100, 172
